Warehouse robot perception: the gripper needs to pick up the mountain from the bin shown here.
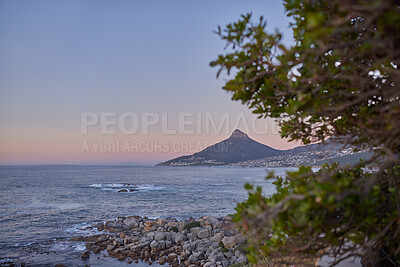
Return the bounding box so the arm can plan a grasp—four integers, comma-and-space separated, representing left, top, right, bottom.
157, 129, 282, 166
157, 129, 368, 167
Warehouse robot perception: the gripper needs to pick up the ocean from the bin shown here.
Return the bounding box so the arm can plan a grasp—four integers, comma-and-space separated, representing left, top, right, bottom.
0, 165, 295, 266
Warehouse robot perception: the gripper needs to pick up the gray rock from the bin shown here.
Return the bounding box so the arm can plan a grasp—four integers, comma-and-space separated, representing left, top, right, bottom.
150, 240, 159, 249
182, 243, 191, 251
206, 248, 212, 257
198, 229, 210, 239
188, 254, 198, 263
165, 240, 172, 248
224, 251, 233, 258
113, 238, 123, 246
236, 254, 247, 264
222, 259, 229, 267
203, 262, 215, 267
208, 255, 218, 263
204, 224, 213, 233
159, 240, 166, 249
217, 252, 224, 260
157, 218, 166, 227
222, 236, 237, 249
174, 232, 186, 243
168, 253, 178, 261
165, 232, 172, 241
211, 248, 222, 255
129, 245, 140, 251
192, 251, 202, 259
190, 227, 202, 236
211, 233, 224, 243
123, 217, 139, 228
209, 242, 219, 250
187, 232, 196, 242
139, 241, 150, 248
105, 221, 123, 229
234, 250, 241, 257
146, 232, 156, 239
154, 232, 165, 241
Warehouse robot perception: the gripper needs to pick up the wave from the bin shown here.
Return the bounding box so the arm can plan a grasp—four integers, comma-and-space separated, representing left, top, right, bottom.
88, 183, 165, 193
12, 241, 35, 247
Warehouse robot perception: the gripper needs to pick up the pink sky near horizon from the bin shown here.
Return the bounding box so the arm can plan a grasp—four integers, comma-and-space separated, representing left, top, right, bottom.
0, 121, 300, 164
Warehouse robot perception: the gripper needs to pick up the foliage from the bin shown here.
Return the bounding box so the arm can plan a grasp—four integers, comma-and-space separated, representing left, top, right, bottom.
211, 0, 400, 265
169, 226, 179, 233
183, 221, 201, 231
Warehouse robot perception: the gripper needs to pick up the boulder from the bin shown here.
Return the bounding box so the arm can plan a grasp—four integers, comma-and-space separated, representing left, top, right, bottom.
146, 232, 156, 239
105, 221, 123, 230
187, 233, 196, 242
150, 240, 159, 249
123, 217, 139, 228
188, 254, 198, 263
167, 253, 178, 262
174, 233, 185, 243
236, 254, 247, 264
211, 233, 224, 243
157, 218, 166, 227
159, 256, 166, 265
206, 217, 220, 226
190, 227, 202, 236
155, 232, 166, 241
198, 229, 210, 239
222, 236, 237, 249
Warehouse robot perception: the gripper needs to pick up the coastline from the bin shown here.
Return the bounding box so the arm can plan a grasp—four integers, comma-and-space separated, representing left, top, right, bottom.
68, 215, 248, 267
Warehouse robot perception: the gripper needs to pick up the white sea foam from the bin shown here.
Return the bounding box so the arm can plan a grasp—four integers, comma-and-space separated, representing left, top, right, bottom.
65, 222, 101, 236
49, 241, 86, 252
88, 183, 165, 193
13, 241, 35, 247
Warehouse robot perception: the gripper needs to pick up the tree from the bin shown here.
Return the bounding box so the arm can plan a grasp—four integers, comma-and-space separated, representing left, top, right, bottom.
211, 0, 400, 265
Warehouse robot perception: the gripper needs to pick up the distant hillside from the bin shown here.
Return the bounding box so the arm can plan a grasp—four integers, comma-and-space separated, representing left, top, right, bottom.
157, 129, 281, 166
157, 129, 369, 167
313, 151, 374, 166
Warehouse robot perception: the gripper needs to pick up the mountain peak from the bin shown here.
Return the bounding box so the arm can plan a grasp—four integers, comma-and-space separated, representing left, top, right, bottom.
229, 129, 249, 139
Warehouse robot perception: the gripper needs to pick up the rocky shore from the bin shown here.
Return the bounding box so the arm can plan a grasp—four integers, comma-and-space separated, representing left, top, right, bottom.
69, 215, 248, 267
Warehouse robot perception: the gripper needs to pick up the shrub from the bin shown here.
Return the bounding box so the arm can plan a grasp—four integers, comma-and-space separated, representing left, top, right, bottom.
169, 226, 179, 233
183, 221, 200, 231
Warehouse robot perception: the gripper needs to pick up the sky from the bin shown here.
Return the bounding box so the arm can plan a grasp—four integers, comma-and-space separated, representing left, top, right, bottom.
0, 0, 295, 164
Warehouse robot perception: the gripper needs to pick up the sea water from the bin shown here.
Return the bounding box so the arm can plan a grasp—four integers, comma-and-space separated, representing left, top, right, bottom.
0, 165, 295, 266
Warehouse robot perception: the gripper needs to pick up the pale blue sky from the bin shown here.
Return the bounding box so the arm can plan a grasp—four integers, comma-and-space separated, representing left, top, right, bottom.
0, 0, 293, 163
